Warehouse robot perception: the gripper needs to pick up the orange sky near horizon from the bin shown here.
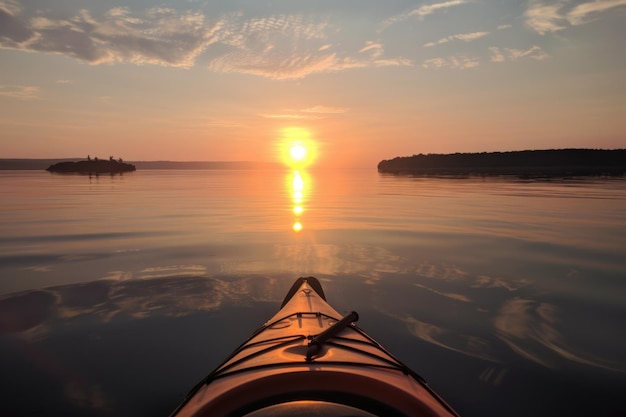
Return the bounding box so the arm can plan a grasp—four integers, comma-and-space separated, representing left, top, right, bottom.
1, 1, 625, 168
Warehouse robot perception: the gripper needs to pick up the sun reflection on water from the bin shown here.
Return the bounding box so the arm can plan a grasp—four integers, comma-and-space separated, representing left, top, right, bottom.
289, 170, 308, 232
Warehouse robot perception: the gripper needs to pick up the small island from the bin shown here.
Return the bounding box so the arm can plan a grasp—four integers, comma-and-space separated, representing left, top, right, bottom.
46, 156, 136, 174
377, 149, 626, 177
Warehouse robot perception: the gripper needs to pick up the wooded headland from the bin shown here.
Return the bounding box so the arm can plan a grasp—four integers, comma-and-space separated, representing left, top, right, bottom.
377, 149, 626, 177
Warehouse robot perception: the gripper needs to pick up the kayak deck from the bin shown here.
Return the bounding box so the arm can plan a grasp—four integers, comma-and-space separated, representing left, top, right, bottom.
171, 277, 459, 417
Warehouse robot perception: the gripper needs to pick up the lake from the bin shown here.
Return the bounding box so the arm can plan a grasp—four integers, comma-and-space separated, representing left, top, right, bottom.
1, 169, 625, 416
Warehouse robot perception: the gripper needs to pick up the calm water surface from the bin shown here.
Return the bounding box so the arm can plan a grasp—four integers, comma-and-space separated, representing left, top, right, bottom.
1, 169, 625, 416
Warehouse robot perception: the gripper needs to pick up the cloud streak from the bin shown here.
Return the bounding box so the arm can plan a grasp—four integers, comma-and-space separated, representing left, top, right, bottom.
259, 105, 349, 119
424, 31, 489, 47
0, 84, 40, 100
524, 1, 567, 34
489, 45, 549, 62
567, 0, 626, 25
382, 0, 468, 29
359, 41, 384, 58
525, 0, 626, 34
410, 0, 469, 17
422, 55, 480, 70
301, 105, 349, 114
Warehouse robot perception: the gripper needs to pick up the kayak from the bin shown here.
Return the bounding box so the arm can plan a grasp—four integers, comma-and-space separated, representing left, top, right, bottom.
170, 277, 460, 417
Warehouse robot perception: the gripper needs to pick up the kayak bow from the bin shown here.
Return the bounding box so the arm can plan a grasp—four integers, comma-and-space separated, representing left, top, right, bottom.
171, 277, 459, 417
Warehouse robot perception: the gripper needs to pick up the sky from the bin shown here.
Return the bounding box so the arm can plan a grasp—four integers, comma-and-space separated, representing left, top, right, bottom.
1, 0, 625, 167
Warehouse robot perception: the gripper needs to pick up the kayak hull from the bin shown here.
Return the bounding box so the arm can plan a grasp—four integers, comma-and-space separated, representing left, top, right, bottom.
171, 277, 459, 417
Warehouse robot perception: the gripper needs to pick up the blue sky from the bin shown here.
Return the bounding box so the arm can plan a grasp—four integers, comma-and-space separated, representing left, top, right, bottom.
1, 0, 625, 166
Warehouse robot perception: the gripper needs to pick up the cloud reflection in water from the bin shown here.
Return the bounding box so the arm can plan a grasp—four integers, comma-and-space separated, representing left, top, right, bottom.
494, 298, 624, 372
1, 269, 625, 416
374, 261, 626, 375
0, 274, 286, 339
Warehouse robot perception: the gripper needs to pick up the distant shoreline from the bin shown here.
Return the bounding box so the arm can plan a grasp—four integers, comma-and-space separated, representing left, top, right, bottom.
0, 159, 281, 171
377, 149, 626, 177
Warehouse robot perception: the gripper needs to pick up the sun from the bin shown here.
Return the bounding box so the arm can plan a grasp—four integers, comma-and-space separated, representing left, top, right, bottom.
290, 145, 307, 162
278, 127, 318, 168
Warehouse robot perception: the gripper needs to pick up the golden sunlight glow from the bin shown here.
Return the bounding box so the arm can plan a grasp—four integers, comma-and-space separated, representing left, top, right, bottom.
278, 127, 318, 168
292, 221, 303, 232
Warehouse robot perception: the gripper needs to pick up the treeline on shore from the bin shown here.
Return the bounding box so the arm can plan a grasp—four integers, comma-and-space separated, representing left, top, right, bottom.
377, 149, 626, 177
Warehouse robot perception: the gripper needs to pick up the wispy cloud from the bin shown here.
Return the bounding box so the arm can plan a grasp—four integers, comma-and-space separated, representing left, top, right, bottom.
209, 52, 338, 80
0, 3, 217, 67
359, 41, 384, 58
412, 0, 469, 16
0, 3, 413, 80
422, 55, 479, 70
0, 84, 40, 100
382, 0, 468, 29
260, 105, 349, 119
567, 0, 626, 25
0, 1, 34, 45
209, 12, 332, 79
301, 105, 349, 114
258, 113, 312, 120
525, 0, 626, 34
489, 45, 549, 62
424, 31, 489, 47
373, 57, 412, 67
524, 1, 567, 34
